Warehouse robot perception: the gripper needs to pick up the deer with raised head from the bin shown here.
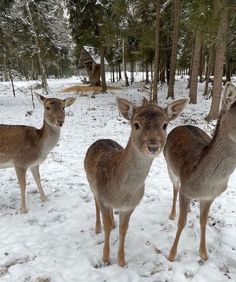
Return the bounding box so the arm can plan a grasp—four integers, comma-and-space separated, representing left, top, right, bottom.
164, 82, 236, 261
0, 94, 76, 213
84, 96, 189, 267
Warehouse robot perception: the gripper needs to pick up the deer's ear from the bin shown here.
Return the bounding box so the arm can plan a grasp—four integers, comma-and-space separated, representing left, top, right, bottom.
116, 97, 135, 121
64, 97, 76, 107
35, 93, 46, 104
166, 98, 189, 121
222, 82, 236, 112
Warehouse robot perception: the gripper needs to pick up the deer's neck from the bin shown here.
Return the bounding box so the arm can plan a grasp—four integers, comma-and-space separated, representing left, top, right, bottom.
196, 125, 236, 183
38, 120, 61, 155
119, 139, 154, 187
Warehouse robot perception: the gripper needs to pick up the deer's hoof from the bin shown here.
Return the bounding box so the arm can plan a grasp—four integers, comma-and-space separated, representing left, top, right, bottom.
169, 214, 176, 220
200, 251, 208, 261
21, 208, 28, 214
40, 195, 47, 202
118, 259, 127, 268
102, 257, 111, 266
168, 252, 176, 262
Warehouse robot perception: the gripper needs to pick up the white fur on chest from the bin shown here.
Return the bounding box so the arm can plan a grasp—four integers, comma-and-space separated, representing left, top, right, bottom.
42, 129, 60, 154
30, 129, 60, 168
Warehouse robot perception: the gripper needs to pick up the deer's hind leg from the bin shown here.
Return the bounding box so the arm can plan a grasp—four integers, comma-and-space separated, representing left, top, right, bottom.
168, 192, 190, 261
168, 168, 180, 220
169, 185, 179, 220
95, 197, 102, 234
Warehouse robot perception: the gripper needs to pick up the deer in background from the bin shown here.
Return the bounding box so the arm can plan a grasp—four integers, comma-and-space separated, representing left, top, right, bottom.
84, 96, 189, 267
164, 82, 236, 261
0, 94, 76, 213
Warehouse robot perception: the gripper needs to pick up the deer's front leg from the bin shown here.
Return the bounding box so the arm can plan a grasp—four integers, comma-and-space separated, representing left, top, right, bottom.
30, 165, 47, 202
15, 166, 28, 214
118, 209, 133, 267
100, 203, 114, 265
199, 199, 213, 260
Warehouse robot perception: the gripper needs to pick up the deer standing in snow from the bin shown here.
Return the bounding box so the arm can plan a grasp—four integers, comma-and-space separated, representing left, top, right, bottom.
164, 82, 236, 261
84, 96, 189, 266
0, 94, 76, 213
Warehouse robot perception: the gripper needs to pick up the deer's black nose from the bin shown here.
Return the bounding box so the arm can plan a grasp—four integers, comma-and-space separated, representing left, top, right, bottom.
147, 144, 159, 153
57, 120, 64, 127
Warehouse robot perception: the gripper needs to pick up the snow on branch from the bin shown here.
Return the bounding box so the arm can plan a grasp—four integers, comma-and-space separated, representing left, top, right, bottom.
161, 0, 173, 13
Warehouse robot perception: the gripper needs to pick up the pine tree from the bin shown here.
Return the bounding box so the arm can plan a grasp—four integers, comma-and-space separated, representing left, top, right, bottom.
189, 30, 202, 104
1, 0, 72, 86
152, 0, 160, 103
68, 0, 118, 91
167, 0, 181, 100
0, 0, 15, 81
206, 0, 229, 121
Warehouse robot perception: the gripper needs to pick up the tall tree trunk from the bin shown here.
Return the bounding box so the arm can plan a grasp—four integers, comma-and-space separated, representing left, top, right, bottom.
150, 61, 153, 101
112, 65, 115, 83
22, 59, 29, 80
166, 51, 171, 85
25, 0, 48, 93
123, 39, 129, 86
100, 46, 107, 92
199, 46, 204, 82
225, 41, 231, 82
203, 48, 214, 97
206, 1, 228, 121
130, 60, 134, 84
3, 53, 9, 81
31, 57, 38, 80
189, 30, 202, 104
187, 39, 195, 89
8, 64, 15, 98
160, 57, 166, 84
56, 60, 60, 78
159, 46, 166, 84
152, 0, 160, 103
145, 64, 150, 84
116, 64, 118, 81
118, 63, 122, 81
167, 0, 180, 99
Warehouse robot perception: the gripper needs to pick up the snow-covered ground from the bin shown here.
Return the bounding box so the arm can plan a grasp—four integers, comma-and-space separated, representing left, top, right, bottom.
0, 77, 235, 282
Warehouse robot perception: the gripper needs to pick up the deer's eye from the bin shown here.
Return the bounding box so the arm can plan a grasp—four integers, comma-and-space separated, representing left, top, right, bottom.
134, 122, 140, 130
46, 106, 50, 111
162, 123, 168, 130
63, 107, 65, 110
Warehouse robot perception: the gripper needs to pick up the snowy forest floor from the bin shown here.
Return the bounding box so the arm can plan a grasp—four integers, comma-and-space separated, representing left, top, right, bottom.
0, 77, 236, 282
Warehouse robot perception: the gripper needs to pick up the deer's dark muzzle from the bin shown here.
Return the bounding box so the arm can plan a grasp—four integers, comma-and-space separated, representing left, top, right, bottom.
147, 144, 159, 153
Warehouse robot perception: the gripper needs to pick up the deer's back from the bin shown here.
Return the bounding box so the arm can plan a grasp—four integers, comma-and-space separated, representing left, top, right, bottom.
0, 124, 44, 167
164, 125, 211, 179
84, 139, 123, 180
85, 139, 130, 204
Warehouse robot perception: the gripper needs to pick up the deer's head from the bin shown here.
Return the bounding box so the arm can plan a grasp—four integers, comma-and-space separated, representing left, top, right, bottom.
116, 97, 189, 158
221, 82, 236, 142
36, 94, 76, 128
